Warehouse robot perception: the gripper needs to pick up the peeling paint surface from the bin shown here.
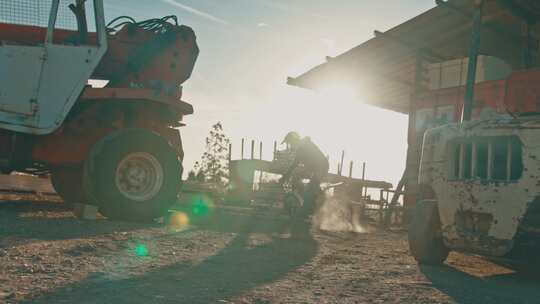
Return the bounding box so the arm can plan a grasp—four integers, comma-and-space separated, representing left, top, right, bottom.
419, 116, 540, 256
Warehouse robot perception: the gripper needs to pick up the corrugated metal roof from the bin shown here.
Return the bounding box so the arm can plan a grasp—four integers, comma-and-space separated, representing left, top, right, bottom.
288, 0, 540, 114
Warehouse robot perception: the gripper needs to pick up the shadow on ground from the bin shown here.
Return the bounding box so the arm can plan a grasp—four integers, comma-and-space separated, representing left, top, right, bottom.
421, 263, 540, 304
0, 200, 155, 247
0, 200, 292, 247
24, 208, 318, 304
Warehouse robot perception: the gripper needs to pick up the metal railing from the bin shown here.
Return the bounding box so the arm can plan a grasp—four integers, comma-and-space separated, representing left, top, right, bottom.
453, 136, 521, 182
0, 0, 81, 30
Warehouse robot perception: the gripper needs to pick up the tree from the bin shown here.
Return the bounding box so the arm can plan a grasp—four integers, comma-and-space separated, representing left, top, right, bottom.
197, 122, 230, 185
187, 170, 196, 181
189, 161, 206, 182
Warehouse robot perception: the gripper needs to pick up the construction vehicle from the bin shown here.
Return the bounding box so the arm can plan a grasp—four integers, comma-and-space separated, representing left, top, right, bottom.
408, 112, 540, 264
403, 0, 540, 265
0, 0, 199, 221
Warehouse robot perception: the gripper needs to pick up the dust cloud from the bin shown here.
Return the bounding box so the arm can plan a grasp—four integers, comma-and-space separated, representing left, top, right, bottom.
313, 197, 367, 233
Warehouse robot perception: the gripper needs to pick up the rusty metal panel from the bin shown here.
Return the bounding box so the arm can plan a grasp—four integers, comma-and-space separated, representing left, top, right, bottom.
419, 117, 540, 256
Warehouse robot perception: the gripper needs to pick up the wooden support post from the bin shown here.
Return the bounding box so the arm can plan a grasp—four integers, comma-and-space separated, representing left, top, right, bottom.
338, 150, 345, 176
273, 141, 277, 159
487, 142, 493, 180
349, 161, 354, 179
400, 52, 425, 208
228, 143, 232, 167
259, 141, 263, 160
458, 143, 465, 179
362, 162, 366, 179
506, 139, 512, 182
522, 20, 533, 68
391, 174, 406, 204
362, 162, 366, 196
251, 140, 255, 160
461, 0, 483, 122
241, 138, 245, 160
471, 142, 478, 178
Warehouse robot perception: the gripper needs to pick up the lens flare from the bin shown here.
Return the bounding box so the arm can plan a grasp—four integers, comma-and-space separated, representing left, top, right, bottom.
134, 244, 148, 257
169, 211, 190, 230
190, 195, 214, 218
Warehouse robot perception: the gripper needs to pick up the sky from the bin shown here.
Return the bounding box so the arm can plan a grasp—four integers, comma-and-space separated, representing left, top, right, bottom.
105, 0, 436, 186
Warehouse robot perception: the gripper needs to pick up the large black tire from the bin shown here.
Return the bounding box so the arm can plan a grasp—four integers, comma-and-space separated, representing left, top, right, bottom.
50, 166, 85, 206
83, 128, 182, 222
408, 200, 449, 265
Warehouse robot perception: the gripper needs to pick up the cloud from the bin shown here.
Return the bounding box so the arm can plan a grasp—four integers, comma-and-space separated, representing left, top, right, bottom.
161, 0, 229, 25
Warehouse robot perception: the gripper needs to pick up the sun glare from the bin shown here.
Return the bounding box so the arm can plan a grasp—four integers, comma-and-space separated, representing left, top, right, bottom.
319, 85, 357, 102
229, 82, 408, 185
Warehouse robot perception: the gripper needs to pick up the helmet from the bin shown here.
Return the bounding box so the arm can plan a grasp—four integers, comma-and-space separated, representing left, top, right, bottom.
282, 131, 302, 145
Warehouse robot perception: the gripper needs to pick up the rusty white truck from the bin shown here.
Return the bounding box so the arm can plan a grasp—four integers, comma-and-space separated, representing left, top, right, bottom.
408, 113, 540, 264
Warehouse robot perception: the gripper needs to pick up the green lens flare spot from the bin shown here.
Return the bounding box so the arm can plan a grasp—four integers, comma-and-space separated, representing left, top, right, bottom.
134, 244, 148, 257
191, 197, 210, 217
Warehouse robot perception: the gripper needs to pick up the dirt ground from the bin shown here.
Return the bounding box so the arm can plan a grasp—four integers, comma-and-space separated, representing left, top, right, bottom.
1, 197, 540, 304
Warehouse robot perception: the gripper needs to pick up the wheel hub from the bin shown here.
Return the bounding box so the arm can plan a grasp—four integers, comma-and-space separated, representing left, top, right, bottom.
115, 152, 164, 202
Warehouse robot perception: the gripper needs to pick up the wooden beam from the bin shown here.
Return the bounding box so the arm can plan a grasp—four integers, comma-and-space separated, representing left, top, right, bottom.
232, 159, 392, 189
496, 0, 539, 24
436, 0, 524, 46
373, 30, 450, 61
